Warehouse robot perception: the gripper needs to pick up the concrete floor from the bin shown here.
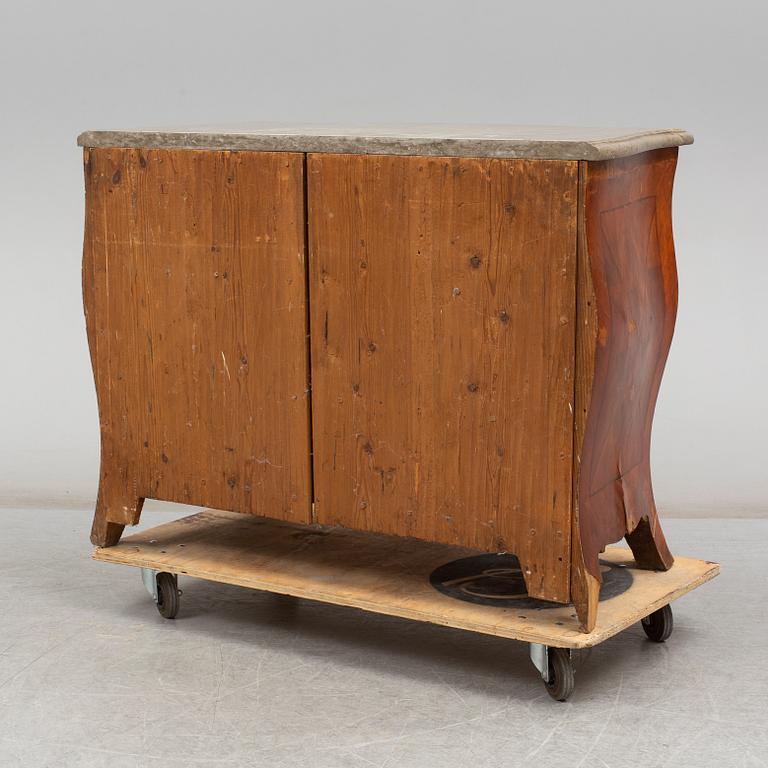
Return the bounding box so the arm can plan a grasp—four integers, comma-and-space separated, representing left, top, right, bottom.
0, 508, 765, 768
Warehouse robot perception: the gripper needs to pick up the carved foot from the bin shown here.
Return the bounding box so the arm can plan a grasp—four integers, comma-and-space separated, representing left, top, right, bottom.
90, 486, 144, 547
90, 516, 125, 547
571, 562, 600, 633
626, 515, 673, 571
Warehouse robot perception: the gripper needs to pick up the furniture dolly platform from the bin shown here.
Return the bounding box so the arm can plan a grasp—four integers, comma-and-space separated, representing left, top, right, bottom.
94, 510, 719, 701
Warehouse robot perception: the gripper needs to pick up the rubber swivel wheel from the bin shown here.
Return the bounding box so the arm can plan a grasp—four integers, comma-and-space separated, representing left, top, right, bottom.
156, 572, 180, 619
545, 648, 575, 702
642, 604, 673, 642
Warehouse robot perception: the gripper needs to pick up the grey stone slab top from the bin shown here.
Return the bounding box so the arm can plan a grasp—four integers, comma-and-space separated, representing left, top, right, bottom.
77, 123, 693, 161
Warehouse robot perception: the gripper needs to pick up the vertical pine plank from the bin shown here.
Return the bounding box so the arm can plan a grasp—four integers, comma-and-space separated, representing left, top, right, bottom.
308, 154, 577, 602
84, 148, 312, 534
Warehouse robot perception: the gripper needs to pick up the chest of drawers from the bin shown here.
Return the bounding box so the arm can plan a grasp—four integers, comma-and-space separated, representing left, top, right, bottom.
79, 124, 692, 632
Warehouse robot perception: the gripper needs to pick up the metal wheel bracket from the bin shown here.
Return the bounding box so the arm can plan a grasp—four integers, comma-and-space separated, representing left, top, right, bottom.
529, 642, 550, 683
141, 568, 159, 604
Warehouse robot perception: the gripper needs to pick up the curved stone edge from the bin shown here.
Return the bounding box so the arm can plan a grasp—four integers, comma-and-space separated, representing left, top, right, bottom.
77, 128, 693, 161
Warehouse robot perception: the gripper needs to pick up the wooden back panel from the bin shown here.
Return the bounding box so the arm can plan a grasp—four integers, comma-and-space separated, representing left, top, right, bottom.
83, 148, 312, 526
307, 154, 578, 602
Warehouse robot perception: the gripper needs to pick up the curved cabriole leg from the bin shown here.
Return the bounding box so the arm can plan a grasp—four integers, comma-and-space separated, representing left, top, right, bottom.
572, 148, 680, 631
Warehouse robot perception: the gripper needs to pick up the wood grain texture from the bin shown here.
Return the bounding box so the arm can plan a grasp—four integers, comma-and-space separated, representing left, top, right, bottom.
83, 148, 312, 544
570, 164, 602, 632
93, 510, 719, 649
308, 153, 578, 602
572, 149, 679, 628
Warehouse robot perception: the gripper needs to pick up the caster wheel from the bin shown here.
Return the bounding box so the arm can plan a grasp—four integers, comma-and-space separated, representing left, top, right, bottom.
642, 604, 673, 642
156, 572, 180, 619
545, 648, 575, 702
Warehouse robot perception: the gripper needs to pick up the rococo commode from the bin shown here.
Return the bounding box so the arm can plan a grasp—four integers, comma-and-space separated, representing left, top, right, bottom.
79, 124, 718, 700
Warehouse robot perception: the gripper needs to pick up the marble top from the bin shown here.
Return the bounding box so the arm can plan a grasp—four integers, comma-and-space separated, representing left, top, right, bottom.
77, 123, 693, 161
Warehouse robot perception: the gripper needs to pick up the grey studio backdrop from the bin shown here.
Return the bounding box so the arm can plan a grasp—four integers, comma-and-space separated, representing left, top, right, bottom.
0, 1, 765, 517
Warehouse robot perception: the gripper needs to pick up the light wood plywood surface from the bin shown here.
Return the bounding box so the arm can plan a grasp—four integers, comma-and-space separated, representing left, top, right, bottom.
94, 510, 719, 648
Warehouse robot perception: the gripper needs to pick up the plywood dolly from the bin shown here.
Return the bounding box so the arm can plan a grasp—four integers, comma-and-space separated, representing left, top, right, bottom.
96, 511, 718, 703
